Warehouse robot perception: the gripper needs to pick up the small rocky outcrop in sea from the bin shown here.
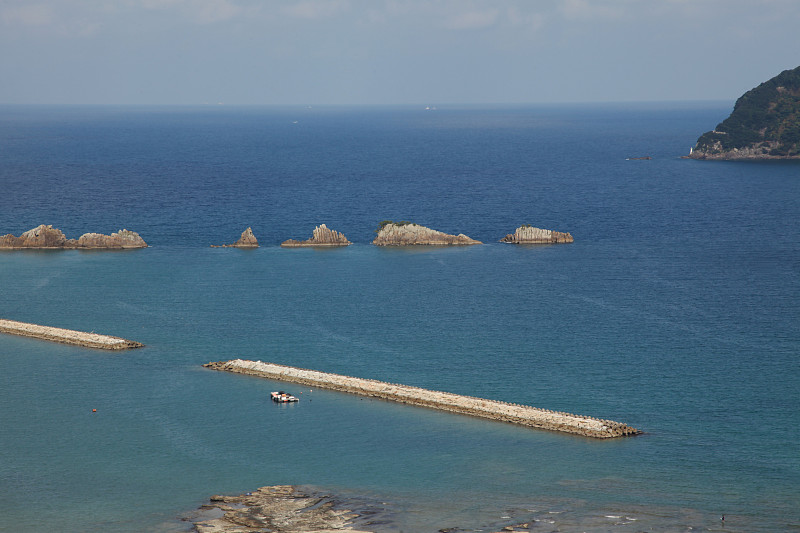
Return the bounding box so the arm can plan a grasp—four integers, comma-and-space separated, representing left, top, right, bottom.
0, 224, 147, 249
76, 229, 148, 248
0, 224, 67, 248
188, 485, 375, 533
500, 225, 574, 244
281, 224, 351, 247
372, 221, 482, 246
211, 227, 259, 248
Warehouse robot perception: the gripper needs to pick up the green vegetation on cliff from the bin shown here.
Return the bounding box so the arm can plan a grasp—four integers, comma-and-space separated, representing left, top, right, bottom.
375, 220, 415, 233
693, 65, 800, 158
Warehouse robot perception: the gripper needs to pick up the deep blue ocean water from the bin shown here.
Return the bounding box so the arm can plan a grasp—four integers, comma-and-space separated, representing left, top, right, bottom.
0, 103, 798, 532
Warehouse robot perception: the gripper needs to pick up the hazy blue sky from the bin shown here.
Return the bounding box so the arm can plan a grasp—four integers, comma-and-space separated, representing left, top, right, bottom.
1, 0, 798, 105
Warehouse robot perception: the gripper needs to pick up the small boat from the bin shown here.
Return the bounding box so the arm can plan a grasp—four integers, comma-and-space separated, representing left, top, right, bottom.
271, 390, 298, 403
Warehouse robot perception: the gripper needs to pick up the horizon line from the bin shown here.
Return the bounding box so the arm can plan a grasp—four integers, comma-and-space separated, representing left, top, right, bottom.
0, 99, 733, 108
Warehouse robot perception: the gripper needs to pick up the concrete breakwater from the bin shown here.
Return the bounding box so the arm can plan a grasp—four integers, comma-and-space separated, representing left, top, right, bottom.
204, 359, 640, 438
0, 318, 144, 350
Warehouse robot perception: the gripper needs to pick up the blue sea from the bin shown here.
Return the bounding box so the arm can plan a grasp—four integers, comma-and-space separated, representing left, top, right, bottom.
0, 103, 798, 532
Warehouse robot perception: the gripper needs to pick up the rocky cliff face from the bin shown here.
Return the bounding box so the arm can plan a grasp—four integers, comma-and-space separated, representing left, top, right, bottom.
0, 225, 147, 249
212, 227, 259, 248
500, 225, 574, 244
372, 222, 482, 246
281, 224, 351, 247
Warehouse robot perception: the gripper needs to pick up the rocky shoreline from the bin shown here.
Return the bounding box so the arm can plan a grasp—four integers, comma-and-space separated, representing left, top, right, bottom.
186, 484, 537, 533
187, 485, 378, 533
687, 141, 800, 160
0, 224, 147, 249
0, 318, 144, 350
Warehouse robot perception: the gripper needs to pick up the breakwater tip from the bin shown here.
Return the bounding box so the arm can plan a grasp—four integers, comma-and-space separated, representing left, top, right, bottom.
0, 318, 144, 350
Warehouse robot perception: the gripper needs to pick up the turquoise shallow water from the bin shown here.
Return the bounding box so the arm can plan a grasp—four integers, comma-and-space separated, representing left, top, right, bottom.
0, 104, 798, 532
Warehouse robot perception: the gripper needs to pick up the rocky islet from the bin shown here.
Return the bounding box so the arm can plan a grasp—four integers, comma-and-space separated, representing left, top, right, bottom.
2, 223, 576, 248
372, 222, 482, 246
281, 223, 351, 247
0, 224, 147, 249
500, 225, 574, 244
211, 227, 259, 248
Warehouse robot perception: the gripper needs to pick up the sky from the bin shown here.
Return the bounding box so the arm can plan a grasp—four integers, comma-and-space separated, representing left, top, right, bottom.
1, 0, 799, 106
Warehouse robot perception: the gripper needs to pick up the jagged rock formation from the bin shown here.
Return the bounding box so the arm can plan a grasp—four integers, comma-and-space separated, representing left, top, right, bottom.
0, 224, 147, 249
500, 225, 574, 244
372, 222, 481, 246
688, 65, 800, 159
0, 224, 67, 248
211, 227, 259, 248
281, 224, 351, 247
188, 485, 375, 533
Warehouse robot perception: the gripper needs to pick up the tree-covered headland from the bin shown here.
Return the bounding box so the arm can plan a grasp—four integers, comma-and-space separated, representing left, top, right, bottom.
691, 65, 800, 159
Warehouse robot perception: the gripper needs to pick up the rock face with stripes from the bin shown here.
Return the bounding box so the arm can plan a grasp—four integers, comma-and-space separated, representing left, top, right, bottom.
281, 224, 351, 247
0, 224, 147, 249
372, 222, 481, 246
500, 225, 573, 244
